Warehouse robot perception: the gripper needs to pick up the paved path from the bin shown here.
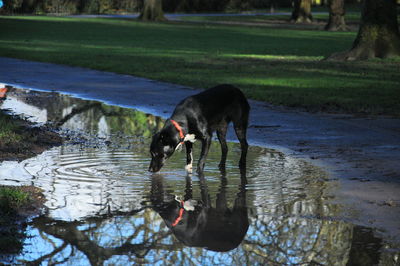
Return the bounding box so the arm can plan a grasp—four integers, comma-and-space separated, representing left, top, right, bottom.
1, 56, 400, 238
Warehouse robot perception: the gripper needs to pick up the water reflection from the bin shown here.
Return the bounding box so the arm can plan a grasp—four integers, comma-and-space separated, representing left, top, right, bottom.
0, 86, 164, 139
0, 86, 399, 265
150, 170, 248, 252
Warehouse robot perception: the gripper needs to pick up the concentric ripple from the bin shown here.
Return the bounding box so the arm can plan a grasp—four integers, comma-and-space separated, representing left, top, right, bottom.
1, 138, 329, 223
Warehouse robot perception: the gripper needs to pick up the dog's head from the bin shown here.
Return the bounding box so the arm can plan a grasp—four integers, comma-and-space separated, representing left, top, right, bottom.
149, 130, 178, 172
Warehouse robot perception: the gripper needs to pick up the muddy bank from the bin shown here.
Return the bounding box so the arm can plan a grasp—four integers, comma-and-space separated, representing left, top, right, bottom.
0, 113, 63, 161
0, 185, 47, 258
0, 185, 47, 217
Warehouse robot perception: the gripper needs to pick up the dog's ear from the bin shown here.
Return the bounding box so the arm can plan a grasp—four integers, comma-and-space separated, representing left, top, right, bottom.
153, 132, 160, 139
151, 132, 169, 148
151, 132, 160, 148
159, 131, 173, 146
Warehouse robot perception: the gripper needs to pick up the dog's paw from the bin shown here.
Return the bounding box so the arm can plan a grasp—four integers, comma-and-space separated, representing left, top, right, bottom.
185, 163, 193, 174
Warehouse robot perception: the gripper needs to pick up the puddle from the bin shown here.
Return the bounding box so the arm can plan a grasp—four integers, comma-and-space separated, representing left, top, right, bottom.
1, 87, 399, 265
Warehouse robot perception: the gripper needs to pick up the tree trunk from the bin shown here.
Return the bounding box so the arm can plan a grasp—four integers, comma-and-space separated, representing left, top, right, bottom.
270, 0, 277, 13
325, 0, 347, 31
328, 0, 400, 60
139, 0, 166, 22
291, 0, 313, 23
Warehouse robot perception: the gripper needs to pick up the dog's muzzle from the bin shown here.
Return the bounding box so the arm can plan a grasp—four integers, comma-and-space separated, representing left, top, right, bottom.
149, 158, 163, 173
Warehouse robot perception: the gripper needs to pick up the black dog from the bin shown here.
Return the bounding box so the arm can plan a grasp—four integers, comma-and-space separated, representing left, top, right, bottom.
149, 84, 250, 173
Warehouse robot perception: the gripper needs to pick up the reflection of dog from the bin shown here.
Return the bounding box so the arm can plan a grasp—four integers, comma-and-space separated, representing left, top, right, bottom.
149, 84, 250, 173
150, 171, 249, 252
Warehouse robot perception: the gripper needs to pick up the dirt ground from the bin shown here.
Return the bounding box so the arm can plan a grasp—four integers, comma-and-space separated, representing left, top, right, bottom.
0, 57, 400, 241
0, 115, 63, 161
0, 184, 47, 256
0, 185, 47, 217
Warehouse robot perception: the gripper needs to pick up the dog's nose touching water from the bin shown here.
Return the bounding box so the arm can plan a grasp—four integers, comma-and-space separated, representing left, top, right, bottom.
149, 84, 250, 174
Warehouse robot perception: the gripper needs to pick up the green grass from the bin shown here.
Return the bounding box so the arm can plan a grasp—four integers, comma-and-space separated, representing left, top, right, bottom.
0, 111, 23, 144
0, 16, 399, 115
0, 186, 31, 255
0, 186, 29, 214
180, 12, 361, 24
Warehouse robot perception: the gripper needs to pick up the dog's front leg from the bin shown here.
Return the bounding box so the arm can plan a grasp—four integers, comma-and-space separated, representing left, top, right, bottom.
185, 142, 193, 173
197, 135, 211, 173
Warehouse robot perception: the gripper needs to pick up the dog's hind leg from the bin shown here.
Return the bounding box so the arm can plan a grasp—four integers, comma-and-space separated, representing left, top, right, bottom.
197, 134, 212, 173
234, 125, 248, 168
217, 122, 228, 171
185, 142, 193, 173
233, 110, 249, 168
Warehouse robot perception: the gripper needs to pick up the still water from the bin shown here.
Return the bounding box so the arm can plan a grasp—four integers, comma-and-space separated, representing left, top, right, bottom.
0, 87, 397, 265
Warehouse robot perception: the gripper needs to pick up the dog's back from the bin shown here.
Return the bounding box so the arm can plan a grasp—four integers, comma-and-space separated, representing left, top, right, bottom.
173, 84, 250, 131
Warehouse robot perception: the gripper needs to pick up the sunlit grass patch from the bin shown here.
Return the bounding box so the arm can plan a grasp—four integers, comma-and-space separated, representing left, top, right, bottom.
223, 53, 322, 61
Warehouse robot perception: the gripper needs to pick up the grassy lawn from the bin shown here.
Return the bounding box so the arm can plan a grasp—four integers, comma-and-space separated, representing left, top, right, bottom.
179, 12, 361, 24
0, 16, 399, 115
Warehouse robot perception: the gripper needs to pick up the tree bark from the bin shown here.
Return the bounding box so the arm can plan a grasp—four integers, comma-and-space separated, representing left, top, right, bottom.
325, 0, 347, 31
291, 0, 313, 23
328, 0, 400, 60
139, 0, 166, 22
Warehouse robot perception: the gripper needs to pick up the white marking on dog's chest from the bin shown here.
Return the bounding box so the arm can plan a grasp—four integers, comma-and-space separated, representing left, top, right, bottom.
175, 134, 196, 151
184, 134, 196, 143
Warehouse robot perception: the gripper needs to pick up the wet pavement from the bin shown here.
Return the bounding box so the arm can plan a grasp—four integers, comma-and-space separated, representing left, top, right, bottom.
0, 86, 399, 265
